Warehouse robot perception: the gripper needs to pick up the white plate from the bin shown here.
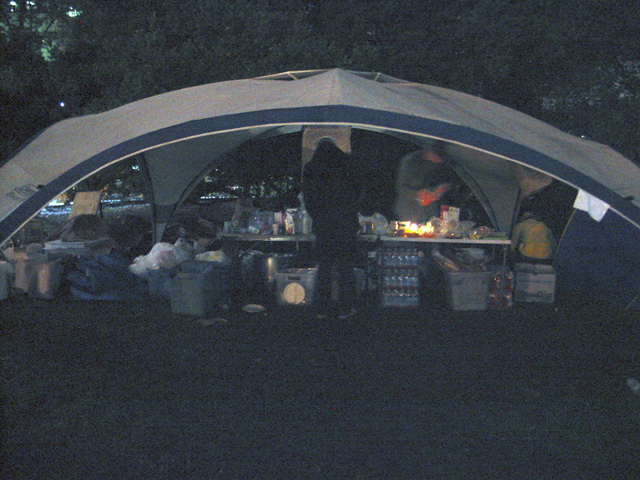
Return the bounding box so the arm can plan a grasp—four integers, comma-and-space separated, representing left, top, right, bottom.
242, 304, 266, 313
197, 317, 228, 326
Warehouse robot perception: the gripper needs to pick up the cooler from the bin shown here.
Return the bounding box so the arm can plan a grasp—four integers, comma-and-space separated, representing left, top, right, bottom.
275, 268, 317, 306
514, 263, 556, 303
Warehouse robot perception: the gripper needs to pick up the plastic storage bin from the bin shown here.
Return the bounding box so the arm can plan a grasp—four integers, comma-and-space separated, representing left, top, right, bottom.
514, 263, 556, 303
170, 261, 229, 315
0, 261, 14, 300
443, 269, 493, 311
147, 268, 173, 300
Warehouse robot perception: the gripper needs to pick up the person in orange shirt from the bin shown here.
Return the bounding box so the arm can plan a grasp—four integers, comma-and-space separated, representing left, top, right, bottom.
394, 150, 452, 223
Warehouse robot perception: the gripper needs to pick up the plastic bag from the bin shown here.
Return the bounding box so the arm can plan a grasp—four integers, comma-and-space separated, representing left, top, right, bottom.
358, 212, 389, 235
247, 211, 274, 234
431, 248, 461, 272
231, 198, 257, 231
195, 249, 232, 265
468, 225, 494, 240
459, 220, 476, 238
128, 239, 194, 277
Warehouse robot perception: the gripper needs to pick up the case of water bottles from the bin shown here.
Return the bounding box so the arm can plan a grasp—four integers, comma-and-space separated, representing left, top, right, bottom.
379, 245, 421, 307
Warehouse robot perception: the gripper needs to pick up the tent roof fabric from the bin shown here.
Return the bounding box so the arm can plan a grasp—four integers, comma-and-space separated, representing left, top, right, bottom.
2, 68, 639, 245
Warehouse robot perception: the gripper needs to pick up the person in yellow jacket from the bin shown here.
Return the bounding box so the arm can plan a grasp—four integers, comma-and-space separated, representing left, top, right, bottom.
510, 213, 557, 262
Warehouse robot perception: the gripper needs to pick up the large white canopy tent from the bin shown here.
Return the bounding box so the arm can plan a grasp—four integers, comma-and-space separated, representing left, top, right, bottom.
2, 68, 640, 305
3, 68, 640, 244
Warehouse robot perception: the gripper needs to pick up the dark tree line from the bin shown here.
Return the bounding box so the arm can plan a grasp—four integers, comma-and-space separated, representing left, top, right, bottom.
2, 0, 640, 162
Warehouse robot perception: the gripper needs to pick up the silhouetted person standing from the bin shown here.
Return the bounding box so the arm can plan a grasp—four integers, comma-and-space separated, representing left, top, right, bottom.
303, 138, 360, 319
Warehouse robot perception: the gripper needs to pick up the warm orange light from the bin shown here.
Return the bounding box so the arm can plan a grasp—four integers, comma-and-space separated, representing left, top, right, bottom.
418, 223, 435, 237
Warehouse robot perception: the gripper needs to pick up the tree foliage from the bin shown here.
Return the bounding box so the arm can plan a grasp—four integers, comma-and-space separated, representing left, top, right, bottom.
1, 0, 640, 162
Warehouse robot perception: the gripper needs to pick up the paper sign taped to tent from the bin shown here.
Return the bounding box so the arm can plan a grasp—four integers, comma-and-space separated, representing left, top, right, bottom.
69, 191, 102, 218
302, 126, 351, 166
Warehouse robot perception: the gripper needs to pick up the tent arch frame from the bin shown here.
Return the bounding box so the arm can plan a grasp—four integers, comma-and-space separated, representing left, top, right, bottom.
2, 69, 640, 247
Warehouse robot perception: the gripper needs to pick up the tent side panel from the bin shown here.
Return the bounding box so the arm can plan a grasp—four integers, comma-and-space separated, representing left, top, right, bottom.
555, 210, 640, 308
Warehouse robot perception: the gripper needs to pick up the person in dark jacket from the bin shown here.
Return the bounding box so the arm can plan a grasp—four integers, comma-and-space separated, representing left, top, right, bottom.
303, 138, 360, 319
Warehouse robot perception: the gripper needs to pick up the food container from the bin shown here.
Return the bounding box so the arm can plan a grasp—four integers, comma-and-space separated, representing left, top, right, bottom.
13, 258, 64, 299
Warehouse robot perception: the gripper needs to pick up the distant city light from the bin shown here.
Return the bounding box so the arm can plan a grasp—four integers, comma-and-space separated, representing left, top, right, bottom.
8, 0, 35, 9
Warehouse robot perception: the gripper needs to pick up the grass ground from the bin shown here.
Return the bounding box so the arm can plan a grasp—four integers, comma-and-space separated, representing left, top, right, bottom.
1, 294, 639, 479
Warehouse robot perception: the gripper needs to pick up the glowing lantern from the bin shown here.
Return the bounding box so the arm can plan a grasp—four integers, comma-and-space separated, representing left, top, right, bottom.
406, 223, 419, 235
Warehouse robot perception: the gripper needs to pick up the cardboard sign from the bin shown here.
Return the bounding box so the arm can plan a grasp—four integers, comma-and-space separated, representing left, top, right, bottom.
301, 126, 352, 167
68, 191, 102, 218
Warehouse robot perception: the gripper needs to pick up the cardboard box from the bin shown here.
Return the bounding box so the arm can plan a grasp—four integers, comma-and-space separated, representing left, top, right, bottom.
170, 261, 229, 315
514, 263, 556, 303
68, 191, 102, 218
13, 258, 64, 299
276, 268, 317, 306
443, 269, 493, 311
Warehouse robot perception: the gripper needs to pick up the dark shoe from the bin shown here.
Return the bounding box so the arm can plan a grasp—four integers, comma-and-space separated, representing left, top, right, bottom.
338, 307, 357, 319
